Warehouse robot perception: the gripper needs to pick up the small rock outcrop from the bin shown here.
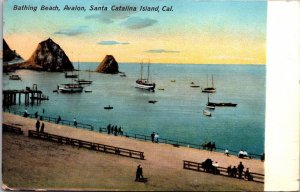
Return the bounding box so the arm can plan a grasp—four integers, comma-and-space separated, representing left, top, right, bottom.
96, 55, 119, 74
3, 39, 23, 62
22, 38, 73, 71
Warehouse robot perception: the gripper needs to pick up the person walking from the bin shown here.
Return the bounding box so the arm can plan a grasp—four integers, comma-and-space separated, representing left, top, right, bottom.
35, 119, 40, 132
238, 162, 244, 179
40, 122, 45, 133
135, 165, 142, 181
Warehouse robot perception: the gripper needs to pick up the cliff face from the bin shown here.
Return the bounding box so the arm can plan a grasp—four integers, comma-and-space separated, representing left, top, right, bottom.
96, 55, 119, 74
3, 39, 23, 62
22, 38, 73, 71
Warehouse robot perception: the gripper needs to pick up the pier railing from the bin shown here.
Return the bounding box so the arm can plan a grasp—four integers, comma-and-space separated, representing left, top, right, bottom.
2, 123, 24, 135
183, 160, 264, 183
3, 109, 263, 159
28, 130, 145, 160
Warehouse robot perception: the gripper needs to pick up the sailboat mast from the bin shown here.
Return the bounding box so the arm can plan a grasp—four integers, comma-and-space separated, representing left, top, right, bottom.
206, 75, 208, 87
140, 62, 143, 80
212, 75, 214, 88
147, 63, 150, 82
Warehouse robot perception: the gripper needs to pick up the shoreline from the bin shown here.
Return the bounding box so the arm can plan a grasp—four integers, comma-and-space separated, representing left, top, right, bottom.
2, 112, 264, 190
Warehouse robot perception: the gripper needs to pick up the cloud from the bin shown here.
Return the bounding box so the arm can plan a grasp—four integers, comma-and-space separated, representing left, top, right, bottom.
54, 26, 89, 36
97, 40, 130, 45
145, 49, 180, 53
122, 17, 158, 29
85, 11, 135, 24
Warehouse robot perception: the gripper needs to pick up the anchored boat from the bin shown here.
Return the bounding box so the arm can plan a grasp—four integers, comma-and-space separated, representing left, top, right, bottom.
202, 75, 216, 93
135, 62, 156, 92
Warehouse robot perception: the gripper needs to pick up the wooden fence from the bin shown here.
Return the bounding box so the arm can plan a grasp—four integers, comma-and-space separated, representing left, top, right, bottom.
183, 160, 264, 183
28, 130, 145, 160
2, 123, 23, 135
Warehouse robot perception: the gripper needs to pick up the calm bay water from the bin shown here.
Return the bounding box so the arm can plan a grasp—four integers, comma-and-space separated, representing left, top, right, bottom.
3, 63, 265, 155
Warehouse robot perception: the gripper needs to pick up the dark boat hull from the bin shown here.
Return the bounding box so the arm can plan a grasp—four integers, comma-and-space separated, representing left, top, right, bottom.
207, 102, 237, 107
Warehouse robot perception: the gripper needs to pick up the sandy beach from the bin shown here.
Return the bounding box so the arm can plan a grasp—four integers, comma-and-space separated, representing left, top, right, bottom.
2, 112, 264, 191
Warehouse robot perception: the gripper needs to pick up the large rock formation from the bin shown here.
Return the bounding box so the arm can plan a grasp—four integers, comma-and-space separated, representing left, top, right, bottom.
21, 38, 74, 71
96, 55, 119, 74
3, 39, 23, 62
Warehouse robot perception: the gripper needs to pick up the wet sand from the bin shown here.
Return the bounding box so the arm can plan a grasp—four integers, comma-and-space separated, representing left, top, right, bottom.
2, 112, 264, 191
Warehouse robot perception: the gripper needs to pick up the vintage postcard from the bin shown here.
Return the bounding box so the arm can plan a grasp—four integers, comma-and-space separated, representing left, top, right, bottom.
2, 0, 269, 190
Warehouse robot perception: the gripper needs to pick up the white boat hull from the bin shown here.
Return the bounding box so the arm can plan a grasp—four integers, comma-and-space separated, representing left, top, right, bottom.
135, 83, 155, 91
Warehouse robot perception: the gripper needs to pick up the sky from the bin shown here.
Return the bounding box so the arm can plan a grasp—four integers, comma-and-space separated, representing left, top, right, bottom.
3, 0, 267, 64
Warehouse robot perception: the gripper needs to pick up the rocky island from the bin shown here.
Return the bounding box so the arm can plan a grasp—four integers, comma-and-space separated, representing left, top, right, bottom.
96, 55, 119, 74
3, 39, 23, 63
20, 38, 74, 71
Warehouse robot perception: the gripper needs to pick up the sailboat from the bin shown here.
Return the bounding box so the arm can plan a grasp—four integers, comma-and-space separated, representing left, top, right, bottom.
202, 75, 216, 93
75, 63, 93, 85
59, 62, 83, 93
203, 110, 212, 117
135, 61, 156, 92
206, 94, 237, 107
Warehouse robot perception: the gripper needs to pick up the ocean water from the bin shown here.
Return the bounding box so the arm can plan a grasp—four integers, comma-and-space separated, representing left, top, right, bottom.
3, 63, 265, 155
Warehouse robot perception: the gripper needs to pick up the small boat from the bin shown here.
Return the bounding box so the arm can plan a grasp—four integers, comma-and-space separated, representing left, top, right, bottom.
9, 74, 21, 80
206, 95, 237, 107
135, 61, 156, 92
84, 89, 92, 93
190, 85, 200, 88
171, 80, 176, 82
58, 83, 83, 93
202, 75, 216, 93
148, 100, 157, 104
206, 105, 215, 110
120, 72, 127, 77
158, 88, 165, 91
203, 110, 212, 117
74, 64, 93, 84
104, 105, 113, 110
64, 72, 78, 78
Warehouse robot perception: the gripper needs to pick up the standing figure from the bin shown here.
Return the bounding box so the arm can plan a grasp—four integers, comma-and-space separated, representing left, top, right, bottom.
237, 162, 244, 179
73, 118, 77, 127
36, 120, 40, 132
120, 127, 124, 136
227, 165, 232, 176
231, 166, 237, 177
40, 122, 45, 133
151, 132, 155, 143
57, 115, 61, 124
34, 111, 38, 119
114, 126, 118, 136
135, 165, 143, 181
225, 149, 229, 156
154, 133, 159, 143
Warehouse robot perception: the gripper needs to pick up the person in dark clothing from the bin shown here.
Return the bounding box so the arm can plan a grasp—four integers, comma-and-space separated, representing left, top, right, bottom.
34, 112, 38, 119
151, 132, 155, 142
244, 168, 253, 181
237, 162, 244, 179
57, 115, 61, 124
135, 165, 144, 181
227, 165, 232, 176
211, 142, 216, 151
231, 166, 237, 177
260, 153, 265, 162
40, 122, 45, 133
73, 118, 77, 127
207, 142, 212, 151
203, 158, 213, 173
114, 126, 118, 136
36, 120, 40, 132
108, 126, 111, 134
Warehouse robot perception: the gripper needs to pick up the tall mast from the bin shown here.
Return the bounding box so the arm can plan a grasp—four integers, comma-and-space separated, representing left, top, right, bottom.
206, 75, 208, 87
212, 75, 214, 88
147, 61, 150, 82
140, 61, 143, 80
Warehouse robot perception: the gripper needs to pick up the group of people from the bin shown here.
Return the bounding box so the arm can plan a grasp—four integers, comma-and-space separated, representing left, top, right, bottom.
201, 141, 216, 151
107, 124, 123, 136
226, 162, 253, 180
238, 150, 251, 159
150, 132, 159, 143
202, 158, 220, 174
35, 119, 45, 133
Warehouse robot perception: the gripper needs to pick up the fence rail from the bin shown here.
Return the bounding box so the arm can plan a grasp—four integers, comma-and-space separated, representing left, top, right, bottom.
183, 160, 264, 183
3, 109, 263, 159
28, 130, 145, 160
2, 123, 23, 135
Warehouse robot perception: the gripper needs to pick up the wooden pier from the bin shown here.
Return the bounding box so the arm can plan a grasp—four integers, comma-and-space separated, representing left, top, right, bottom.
3, 84, 48, 107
